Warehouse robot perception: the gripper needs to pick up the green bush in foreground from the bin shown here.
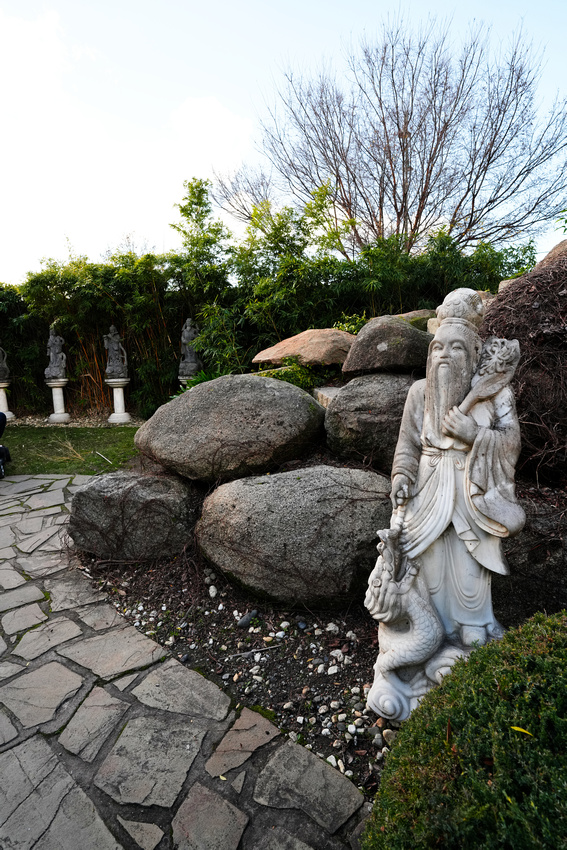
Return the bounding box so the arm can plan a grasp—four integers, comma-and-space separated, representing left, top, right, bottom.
362, 612, 567, 850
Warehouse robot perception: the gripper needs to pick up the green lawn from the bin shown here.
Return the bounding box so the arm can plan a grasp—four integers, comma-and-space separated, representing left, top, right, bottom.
3, 426, 140, 476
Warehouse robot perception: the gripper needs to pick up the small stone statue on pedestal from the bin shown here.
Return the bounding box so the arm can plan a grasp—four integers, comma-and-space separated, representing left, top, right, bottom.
0, 347, 9, 383
104, 325, 128, 379
365, 288, 525, 722
179, 318, 203, 383
45, 328, 67, 380
103, 326, 131, 424
45, 328, 70, 423
0, 345, 14, 420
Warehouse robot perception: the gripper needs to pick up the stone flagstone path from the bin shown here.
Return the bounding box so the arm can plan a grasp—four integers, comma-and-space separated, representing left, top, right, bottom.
0, 474, 369, 850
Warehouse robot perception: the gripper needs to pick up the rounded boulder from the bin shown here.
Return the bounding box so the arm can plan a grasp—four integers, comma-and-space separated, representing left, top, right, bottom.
68, 471, 203, 561
195, 465, 391, 604
325, 374, 416, 473
134, 375, 325, 483
342, 315, 432, 376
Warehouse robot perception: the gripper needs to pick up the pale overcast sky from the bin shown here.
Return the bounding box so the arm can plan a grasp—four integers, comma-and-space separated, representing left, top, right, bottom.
0, 0, 566, 285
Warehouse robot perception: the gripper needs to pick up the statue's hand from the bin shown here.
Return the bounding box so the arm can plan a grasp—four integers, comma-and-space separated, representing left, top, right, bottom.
391, 474, 411, 509
442, 406, 479, 445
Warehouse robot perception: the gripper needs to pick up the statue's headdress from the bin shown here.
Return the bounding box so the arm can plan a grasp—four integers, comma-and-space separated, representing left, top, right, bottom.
436, 288, 484, 333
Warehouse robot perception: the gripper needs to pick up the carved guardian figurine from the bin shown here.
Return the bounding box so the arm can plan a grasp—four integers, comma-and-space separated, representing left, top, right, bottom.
365, 289, 525, 721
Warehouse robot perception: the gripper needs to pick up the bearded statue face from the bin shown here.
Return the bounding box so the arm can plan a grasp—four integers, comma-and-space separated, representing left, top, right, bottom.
423, 322, 480, 445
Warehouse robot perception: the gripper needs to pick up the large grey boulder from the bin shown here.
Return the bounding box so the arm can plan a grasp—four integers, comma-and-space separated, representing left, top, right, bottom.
325, 374, 416, 473
342, 315, 432, 376
196, 465, 391, 604
135, 375, 325, 483
68, 471, 203, 561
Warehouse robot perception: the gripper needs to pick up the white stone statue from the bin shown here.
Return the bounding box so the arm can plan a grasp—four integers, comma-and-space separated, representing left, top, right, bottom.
365, 288, 525, 722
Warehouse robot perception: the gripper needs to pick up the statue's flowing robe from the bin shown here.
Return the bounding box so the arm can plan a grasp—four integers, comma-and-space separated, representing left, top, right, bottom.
392, 379, 525, 640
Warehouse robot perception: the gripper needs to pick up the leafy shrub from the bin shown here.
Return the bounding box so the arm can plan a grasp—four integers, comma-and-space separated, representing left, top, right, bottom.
333, 313, 368, 334
253, 356, 341, 391
363, 611, 567, 850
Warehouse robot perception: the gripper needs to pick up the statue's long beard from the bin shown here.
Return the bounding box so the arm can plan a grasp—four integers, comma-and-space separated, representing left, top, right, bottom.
423, 360, 472, 445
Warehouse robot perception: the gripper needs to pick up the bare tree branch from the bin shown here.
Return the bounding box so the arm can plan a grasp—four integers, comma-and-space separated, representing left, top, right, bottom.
256, 19, 567, 250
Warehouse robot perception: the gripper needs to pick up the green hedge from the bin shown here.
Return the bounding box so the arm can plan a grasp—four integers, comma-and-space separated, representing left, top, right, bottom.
362, 612, 567, 849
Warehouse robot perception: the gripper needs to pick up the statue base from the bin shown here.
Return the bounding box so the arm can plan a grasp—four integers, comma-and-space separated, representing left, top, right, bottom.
105, 378, 131, 424
46, 379, 70, 424
0, 382, 15, 420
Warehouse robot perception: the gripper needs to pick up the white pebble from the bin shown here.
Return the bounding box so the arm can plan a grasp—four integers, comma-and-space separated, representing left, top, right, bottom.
326, 755, 337, 767
346, 631, 357, 641
330, 701, 341, 710
283, 701, 294, 710
218, 603, 224, 611
318, 705, 329, 715
327, 665, 339, 675
326, 623, 339, 634
250, 665, 260, 674
275, 631, 285, 639
314, 629, 323, 636
208, 586, 218, 598
317, 664, 325, 674
330, 650, 344, 663
161, 605, 167, 611
280, 621, 290, 629
338, 713, 347, 722
322, 728, 331, 737
351, 686, 360, 694
338, 759, 345, 773
348, 724, 357, 734
297, 716, 304, 724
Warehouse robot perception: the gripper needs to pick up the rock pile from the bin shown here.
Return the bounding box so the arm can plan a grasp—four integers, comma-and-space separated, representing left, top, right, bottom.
70, 313, 431, 603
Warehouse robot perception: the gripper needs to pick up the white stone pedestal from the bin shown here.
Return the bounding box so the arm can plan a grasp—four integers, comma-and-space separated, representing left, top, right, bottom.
0, 382, 15, 420
105, 378, 131, 424
46, 379, 70, 424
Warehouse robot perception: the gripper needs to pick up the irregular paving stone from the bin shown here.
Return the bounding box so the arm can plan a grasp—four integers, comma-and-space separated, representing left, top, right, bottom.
117, 817, 164, 850
172, 782, 249, 850
261, 826, 316, 850
2, 603, 48, 634
75, 602, 124, 630
112, 672, 138, 690
0, 583, 45, 613
231, 771, 246, 793
31, 784, 122, 850
0, 661, 84, 728
0, 526, 15, 548
68, 471, 203, 561
25, 490, 67, 510
0, 546, 17, 559
57, 626, 167, 679
132, 658, 230, 721
94, 715, 206, 807
14, 617, 83, 660
0, 738, 120, 850
58, 686, 128, 761
135, 374, 325, 483
17, 515, 44, 535
16, 526, 61, 554
0, 635, 6, 655
205, 707, 280, 776
0, 713, 17, 744
0, 662, 24, 679
253, 740, 363, 832
196, 466, 391, 603
15, 553, 65, 578
0, 565, 26, 589
44, 574, 106, 611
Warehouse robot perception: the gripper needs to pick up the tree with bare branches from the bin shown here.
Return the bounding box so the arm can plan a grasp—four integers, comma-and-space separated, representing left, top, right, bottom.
217, 20, 567, 254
